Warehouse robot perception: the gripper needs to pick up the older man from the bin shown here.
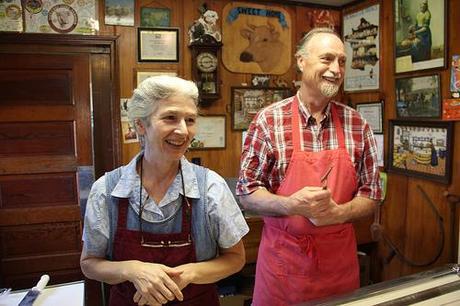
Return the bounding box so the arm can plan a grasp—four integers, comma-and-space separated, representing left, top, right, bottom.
236, 27, 382, 305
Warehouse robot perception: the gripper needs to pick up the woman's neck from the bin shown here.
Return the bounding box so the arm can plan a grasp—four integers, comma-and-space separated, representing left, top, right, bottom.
140, 155, 180, 203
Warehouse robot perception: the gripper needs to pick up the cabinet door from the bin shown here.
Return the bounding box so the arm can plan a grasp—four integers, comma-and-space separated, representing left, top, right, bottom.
0, 53, 91, 288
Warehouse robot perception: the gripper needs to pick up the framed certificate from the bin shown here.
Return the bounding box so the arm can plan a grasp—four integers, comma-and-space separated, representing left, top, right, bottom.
138, 28, 179, 62
356, 101, 384, 134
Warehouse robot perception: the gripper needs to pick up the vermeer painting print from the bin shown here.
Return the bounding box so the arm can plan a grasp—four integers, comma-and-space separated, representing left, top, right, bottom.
394, 0, 446, 74
395, 74, 440, 118
388, 120, 453, 184
343, 4, 380, 91
232, 87, 291, 130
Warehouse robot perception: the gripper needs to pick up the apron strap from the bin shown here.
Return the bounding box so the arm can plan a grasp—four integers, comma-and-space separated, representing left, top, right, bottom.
292, 96, 346, 151
117, 198, 129, 229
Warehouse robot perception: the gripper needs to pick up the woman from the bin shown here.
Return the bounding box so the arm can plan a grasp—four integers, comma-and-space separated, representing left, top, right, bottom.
81, 76, 249, 306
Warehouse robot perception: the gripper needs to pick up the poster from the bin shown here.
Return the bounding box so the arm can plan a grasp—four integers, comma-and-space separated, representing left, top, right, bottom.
0, 0, 23, 32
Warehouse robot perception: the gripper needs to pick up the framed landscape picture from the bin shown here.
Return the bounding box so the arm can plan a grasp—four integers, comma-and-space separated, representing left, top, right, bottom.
231, 87, 291, 130
388, 120, 453, 184
395, 74, 441, 118
394, 0, 446, 74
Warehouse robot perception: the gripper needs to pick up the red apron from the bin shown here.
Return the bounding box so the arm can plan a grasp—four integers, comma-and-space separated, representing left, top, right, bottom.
252, 97, 359, 306
109, 198, 219, 306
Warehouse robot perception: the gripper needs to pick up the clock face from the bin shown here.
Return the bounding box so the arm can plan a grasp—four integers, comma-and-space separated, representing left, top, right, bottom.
196, 52, 218, 72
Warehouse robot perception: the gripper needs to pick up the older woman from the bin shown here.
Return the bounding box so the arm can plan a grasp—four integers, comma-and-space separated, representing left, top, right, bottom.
81, 76, 249, 306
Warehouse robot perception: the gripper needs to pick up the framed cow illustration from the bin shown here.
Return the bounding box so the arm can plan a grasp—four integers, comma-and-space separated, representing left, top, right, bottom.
222, 2, 292, 75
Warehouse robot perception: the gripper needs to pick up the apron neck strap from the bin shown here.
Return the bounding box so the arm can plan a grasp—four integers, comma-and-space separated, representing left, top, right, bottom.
292, 96, 346, 151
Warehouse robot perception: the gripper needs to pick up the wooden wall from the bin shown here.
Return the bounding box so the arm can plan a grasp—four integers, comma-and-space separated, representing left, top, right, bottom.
97, 0, 460, 282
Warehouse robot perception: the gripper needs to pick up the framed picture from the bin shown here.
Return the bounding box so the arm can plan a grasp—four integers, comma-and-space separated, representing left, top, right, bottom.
190, 115, 226, 149
140, 7, 171, 27
395, 74, 441, 118
356, 101, 383, 134
388, 120, 453, 184
343, 3, 380, 91
135, 69, 177, 87
138, 28, 179, 62
231, 87, 291, 130
442, 98, 460, 121
394, 0, 446, 74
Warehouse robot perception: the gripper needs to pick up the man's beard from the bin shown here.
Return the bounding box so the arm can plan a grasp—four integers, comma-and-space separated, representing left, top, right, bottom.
320, 82, 340, 97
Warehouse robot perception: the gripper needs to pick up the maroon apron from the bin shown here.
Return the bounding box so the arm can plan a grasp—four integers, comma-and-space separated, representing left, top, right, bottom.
252, 97, 360, 305
109, 197, 219, 306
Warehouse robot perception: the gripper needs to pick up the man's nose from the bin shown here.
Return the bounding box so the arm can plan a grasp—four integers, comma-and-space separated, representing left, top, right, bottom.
329, 59, 341, 74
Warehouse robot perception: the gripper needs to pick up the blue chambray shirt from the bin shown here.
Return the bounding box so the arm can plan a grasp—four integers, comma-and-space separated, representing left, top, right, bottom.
82, 153, 249, 260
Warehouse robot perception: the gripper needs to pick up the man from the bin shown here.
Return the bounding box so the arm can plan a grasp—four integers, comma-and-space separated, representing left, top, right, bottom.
236, 27, 382, 305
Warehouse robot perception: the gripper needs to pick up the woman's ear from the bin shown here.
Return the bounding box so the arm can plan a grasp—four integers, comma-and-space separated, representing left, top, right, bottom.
135, 119, 145, 135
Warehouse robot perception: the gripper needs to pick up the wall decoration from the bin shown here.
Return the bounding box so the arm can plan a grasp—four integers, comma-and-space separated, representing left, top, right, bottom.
356, 101, 383, 134
190, 115, 226, 149
388, 120, 453, 184
24, 0, 97, 34
394, 0, 446, 74
251, 75, 271, 87
135, 70, 177, 87
231, 87, 291, 130
0, 0, 23, 32
307, 9, 340, 33
140, 7, 170, 27
120, 98, 138, 144
374, 134, 384, 167
442, 99, 460, 121
105, 0, 134, 26
343, 4, 380, 91
138, 28, 179, 62
395, 74, 441, 118
451, 55, 460, 94
222, 2, 292, 75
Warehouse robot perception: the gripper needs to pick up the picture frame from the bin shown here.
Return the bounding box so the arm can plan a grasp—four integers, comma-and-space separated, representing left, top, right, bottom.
395, 74, 441, 118
231, 87, 291, 130
134, 69, 177, 87
394, 0, 446, 74
189, 115, 226, 149
388, 120, 453, 184
343, 3, 380, 92
140, 7, 171, 27
138, 28, 179, 62
356, 101, 384, 134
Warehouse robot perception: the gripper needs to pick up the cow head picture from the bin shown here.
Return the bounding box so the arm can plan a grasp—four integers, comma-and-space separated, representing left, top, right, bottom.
239, 22, 285, 73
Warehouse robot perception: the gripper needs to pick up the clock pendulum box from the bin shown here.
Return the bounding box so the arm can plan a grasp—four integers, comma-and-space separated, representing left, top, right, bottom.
189, 41, 222, 106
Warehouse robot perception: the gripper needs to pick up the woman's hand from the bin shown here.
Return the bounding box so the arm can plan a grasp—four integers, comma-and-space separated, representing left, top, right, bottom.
124, 261, 184, 305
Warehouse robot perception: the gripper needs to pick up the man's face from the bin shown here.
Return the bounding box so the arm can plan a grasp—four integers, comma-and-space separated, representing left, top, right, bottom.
297, 33, 346, 98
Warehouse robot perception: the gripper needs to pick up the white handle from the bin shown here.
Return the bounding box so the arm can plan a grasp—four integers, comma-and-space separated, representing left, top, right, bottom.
32, 274, 50, 292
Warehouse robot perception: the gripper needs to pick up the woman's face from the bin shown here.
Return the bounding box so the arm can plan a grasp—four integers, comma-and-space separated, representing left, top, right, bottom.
138, 95, 197, 163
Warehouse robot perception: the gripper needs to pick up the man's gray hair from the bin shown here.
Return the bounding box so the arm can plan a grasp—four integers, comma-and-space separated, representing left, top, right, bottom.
295, 27, 341, 58
128, 75, 199, 146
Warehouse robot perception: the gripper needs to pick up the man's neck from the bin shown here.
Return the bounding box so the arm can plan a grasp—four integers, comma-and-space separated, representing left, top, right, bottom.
298, 89, 330, 122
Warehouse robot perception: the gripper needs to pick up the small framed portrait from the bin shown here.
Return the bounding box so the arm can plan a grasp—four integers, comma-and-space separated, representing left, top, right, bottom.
189, 115, 226, 149
394, 0, 447, 74
395, 74, 441, 118
231, 87, 291, 130
138, 28, 179, 62
356, 101, 384, 134
140, 7, 171, 27
388, 120, 453, 184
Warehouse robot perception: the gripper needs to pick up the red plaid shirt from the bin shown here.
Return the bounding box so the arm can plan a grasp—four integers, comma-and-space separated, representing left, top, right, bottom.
236, 95, 382, 201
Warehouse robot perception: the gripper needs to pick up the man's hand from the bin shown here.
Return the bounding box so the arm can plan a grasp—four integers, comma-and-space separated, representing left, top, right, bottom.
125, 261, 184, 305
288, 187, 346, 226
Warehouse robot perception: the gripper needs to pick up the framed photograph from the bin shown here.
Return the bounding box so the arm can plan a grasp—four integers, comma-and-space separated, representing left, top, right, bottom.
231, 87, 291, 130
395, 74, 441, 118
135, 69, 177, 87
140, 7, 171, 27
388, 120, 453, 184
138, 28, 179, 62
343, 3, 380, 91
105, 0, 134, 26
190, 115, 226, 149
356, 101, 383, 134
394, 0, 446, 74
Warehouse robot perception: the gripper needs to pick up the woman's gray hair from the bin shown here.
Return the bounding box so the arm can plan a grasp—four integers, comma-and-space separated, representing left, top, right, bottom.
127, 75, 199, 147
295, 27, 341, 59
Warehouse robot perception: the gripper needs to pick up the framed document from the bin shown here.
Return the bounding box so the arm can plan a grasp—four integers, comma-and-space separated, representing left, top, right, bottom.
190, 115, 226, 149
356, 101, 383, 134
134, 69, 177, 86
138, 28, 179, 62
